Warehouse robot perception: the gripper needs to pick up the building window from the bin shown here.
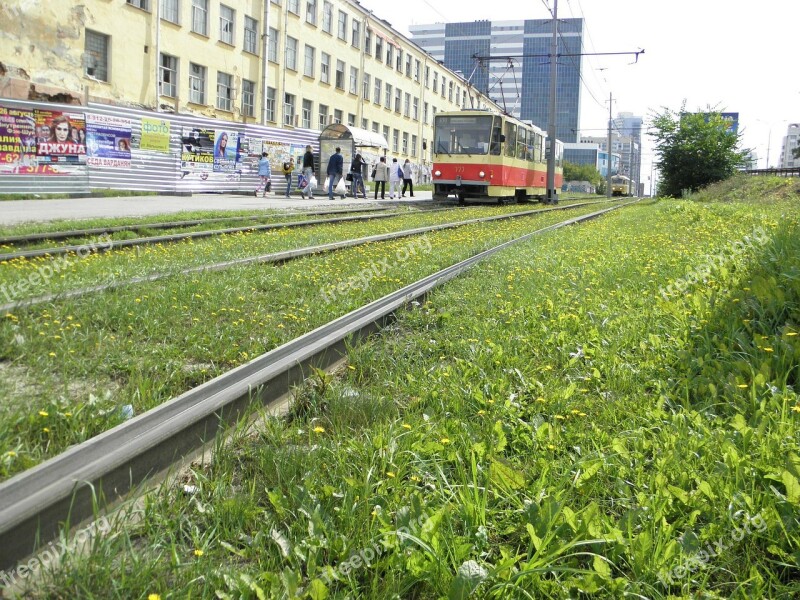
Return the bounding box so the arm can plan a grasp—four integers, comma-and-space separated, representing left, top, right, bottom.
302, 99, 312, 128
372, 121, 379, 133
306, 0, 317, 26
448, 81, 454, 102
385, 44, 392, 67
322, 1, 332, 33
241, 79, 255, 116
304, 45, 315, 77
337, 10, 347, 41
414, 59, 420, 81
456, 87, 460, 106
349, 66, 358, 95
361, 117, 368, 129
396, 49, 402, 72
424, 66, 430, 87
362, 73, 370, 100
266, 86, 276, 121
126, 0, 149, 10
441, 77, 447, 98
423, 101, 428, 125
159, 53, 177, 97
219, 5, 234, 45
334, 109, 342, 124
432, 72, 438, 94
384, 83, 391, 110
268, 27, 278, 62
347, 113, 356, 127
405, 55, 412, 77
335, 59, 345, 89
383, 125, 390, 144
375, 37, 382, 62
284, 93, 296, 126
285, 36, 298, 70
217, 71, 233, 111
191, 0, 208, 36
392, 129, 399, 153
412, 98, 418, 121
394, 88, 401, 113
411, 134, 417, 157
364, 29, 371, 55
404, 93, 411, 117
189, 62, 206, 104
244, 16, 258, 54
287, 0, 299, 15
402, 132, 408, 154
320, 52, 330, 83
84, 30, 109, 81
161, 0, 179, 24
351, 20, 360, 48
374, 77, 382, 105
318, 104, 328, 129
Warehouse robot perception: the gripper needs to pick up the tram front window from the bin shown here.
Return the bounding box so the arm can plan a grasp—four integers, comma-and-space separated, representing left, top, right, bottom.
433, 115, 493, 155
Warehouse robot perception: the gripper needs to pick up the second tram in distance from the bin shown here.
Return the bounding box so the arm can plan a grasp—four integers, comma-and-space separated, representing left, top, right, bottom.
431, 109, 563, 204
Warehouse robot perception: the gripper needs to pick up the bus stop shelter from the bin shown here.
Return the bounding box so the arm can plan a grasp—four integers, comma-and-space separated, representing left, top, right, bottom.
319, 124, 388, 187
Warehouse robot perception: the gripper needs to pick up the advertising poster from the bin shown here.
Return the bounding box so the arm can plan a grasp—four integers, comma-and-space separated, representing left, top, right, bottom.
0, 106, 37, 174
35, 109, 86, 164
212, 128, 240, 173
180, 127, 214, 176
86, 114, 132, 168
140, 117, 171, 152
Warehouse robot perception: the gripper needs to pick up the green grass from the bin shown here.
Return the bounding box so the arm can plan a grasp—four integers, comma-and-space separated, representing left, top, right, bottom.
7, 179, 800, 598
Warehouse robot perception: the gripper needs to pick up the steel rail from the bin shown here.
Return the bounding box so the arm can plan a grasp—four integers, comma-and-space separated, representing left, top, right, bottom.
0, 201, 603, 313
0, 200, 634, 571
0, 205, 426, 247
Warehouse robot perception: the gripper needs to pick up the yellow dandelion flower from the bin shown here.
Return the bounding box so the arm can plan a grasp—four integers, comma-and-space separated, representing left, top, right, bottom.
386, 471, 396, 478
440, 437, 451, 444
410, 475, 421, 482
401, 423, 412, 429
547, 444, 556, 450
555, 415, 566, 420
347, 365, 356, 370
42, 427, 50, 433
39, 411, 48, 417
787, 332, 798, 337
737, 384, 748, 389
313, 426, 325, 433
193, 549, 203, 557
477, 410, 486, 415
791, 405, 800, 413
6, 451, 16, 457
148, 595, 162, 600
48, 352, 56, 357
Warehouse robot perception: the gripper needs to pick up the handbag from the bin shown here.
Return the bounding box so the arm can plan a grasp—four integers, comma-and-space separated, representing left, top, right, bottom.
371, 168, 377, 179
345, 172, 353, 181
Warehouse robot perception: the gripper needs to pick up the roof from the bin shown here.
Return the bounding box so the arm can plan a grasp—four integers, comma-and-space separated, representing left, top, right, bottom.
319, 124, 388, 149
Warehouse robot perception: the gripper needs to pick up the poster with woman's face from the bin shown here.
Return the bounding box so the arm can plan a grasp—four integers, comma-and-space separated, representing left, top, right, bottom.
35, 109, 86, 163
85, 114, 132, 168
213, 129, 239, 172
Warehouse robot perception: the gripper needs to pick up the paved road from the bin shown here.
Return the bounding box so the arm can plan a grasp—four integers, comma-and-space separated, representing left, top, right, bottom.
0, 191, 436, 225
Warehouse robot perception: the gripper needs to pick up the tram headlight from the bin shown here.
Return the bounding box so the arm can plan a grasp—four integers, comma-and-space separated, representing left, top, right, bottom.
478, 170, 485, 178
434, 169, 441, 177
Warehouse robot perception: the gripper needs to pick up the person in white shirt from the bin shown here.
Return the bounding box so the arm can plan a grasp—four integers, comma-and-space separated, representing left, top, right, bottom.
388, 157, 403, 199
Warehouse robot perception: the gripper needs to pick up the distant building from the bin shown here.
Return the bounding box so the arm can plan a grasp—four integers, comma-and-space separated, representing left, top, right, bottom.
779, 123, 800, 169
409, 18, 584, 143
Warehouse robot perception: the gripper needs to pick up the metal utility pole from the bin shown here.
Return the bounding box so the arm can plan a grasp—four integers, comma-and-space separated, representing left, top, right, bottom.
545, 0, 559, 204
606, 92, 612, 198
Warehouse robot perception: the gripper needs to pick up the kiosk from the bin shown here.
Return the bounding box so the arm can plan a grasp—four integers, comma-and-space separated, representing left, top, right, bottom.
319, 124, 388, 195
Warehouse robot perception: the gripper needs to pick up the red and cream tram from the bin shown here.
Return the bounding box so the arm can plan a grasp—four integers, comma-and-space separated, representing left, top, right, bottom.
432, 110, 563, 204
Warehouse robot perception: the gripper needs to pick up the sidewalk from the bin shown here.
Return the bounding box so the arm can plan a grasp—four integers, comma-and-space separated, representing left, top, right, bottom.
0, 191, 434, 225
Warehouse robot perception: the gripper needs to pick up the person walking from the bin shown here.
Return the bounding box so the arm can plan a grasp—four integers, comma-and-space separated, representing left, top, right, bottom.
388, 157, 403, 199
255, 152, 271, 197
282, 156, 295, 197
401, 158, 414, 197
373, 156, 389, 199
349, 152, 367, 198
326, 146, 344, 199
301, 145, 315, 199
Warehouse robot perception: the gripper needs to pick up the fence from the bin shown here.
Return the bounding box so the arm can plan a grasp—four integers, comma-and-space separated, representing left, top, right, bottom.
0, 97, 319, 196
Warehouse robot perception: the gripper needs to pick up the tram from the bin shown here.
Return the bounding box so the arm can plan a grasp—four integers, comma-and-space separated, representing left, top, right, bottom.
431, 110, 563, 204
611, 175, 632, 197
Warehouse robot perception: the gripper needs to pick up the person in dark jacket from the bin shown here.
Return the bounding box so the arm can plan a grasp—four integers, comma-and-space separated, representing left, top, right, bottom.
326, 146, 344, 199
349, 152, 367, 198
301, 145, 315, 199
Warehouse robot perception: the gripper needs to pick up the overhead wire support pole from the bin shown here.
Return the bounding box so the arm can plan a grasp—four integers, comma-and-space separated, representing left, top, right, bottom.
607, 92, 613, 198
545, 0, 559, 204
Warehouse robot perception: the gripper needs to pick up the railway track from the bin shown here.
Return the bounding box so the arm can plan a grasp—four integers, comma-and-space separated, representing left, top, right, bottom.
0, 200, 610, 313
0, 200, 635, 572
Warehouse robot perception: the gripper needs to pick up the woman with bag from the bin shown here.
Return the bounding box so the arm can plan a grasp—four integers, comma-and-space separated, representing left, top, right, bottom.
388, 157, 403, 199
373, 156, 389, 199
255, 152, 271, 197
401, 159, 414, 197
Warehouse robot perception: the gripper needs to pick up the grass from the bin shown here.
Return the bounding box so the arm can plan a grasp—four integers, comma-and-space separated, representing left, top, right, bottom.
6, 178, 800, 598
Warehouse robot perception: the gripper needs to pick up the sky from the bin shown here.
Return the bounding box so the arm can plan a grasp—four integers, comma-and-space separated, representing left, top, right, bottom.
357, 0, 799, 183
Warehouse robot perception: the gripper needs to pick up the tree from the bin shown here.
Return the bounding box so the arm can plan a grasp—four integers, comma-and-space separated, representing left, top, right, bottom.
563, 161, 603, 187
793, 147, 800, 160
649, 104, 750, 197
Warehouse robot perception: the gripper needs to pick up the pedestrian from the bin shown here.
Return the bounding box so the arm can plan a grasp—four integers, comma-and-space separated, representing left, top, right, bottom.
401, 158, 414, 197
373, 156, 389, 199
326, 146, 343, 199
255, 152, 271, 197
388, 157, 403, 199
301, 145, 315, 199
349, 152, 367, 198
282, 156, 295, 197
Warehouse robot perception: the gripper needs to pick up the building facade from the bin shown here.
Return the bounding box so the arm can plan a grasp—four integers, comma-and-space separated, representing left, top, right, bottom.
0, 0, 493, 193
779, 123, 800, 169
409, 18, 584, 143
